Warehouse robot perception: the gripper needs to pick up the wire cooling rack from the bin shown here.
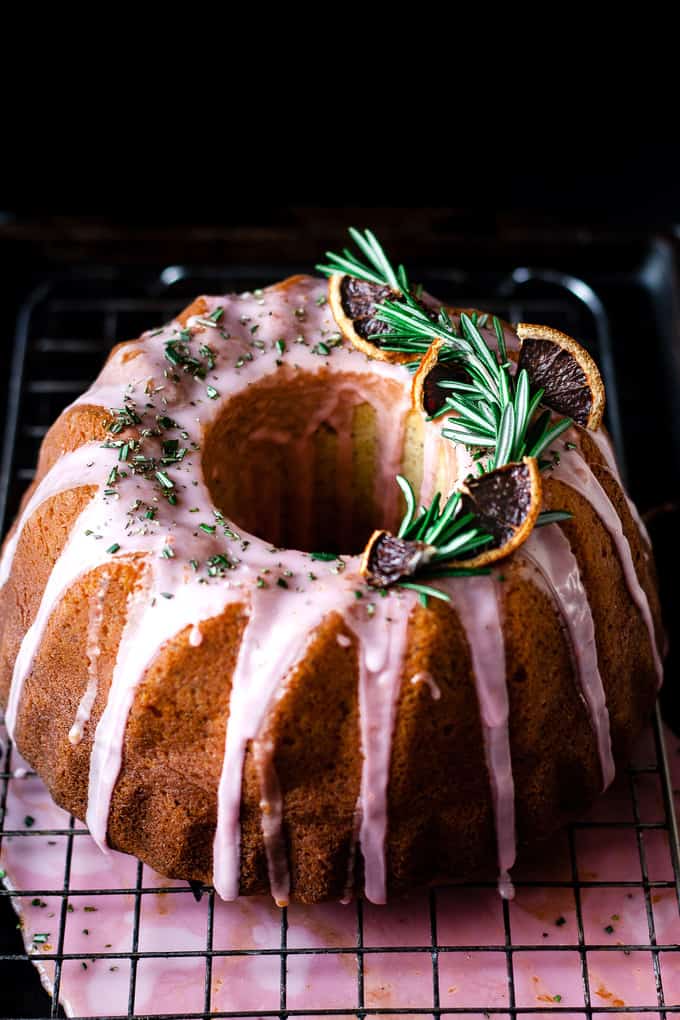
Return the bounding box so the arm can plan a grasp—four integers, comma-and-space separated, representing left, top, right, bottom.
1, 264, 679, 1019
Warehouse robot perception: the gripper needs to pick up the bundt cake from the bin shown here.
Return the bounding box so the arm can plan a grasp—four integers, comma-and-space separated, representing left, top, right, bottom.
0, 231, 663, 906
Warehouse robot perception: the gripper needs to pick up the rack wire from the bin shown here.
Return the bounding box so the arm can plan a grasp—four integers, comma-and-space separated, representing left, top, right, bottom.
1, 264, 679, 1019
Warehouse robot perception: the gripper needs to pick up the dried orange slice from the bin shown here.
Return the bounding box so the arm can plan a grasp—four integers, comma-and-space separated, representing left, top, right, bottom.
328, 273, 419, 364
412, 312, 519, 418
360, 530, 429, 587
360, 458, 542, 588
412, 336, 474, 418
517, 323, 605, 430
455, 457, 543, 568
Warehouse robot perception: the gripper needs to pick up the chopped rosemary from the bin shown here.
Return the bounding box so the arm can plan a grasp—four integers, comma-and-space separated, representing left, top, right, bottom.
157, 415, 180, 430
106, 543, 121, 555
155, 470, 174, 490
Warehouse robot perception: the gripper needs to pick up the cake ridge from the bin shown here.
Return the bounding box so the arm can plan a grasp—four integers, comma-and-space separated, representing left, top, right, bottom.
445, 574, 515, 898
522, 526, 614, 790
551, 430, 663, 683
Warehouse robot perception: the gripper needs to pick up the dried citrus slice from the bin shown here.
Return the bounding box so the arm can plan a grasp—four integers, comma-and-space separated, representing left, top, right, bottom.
455, 456, 542, 568
360, 530, 430, 587
412, 336, 474, 418
360, 458, 542, 587
412, 312, 519, 418
517, 323, 605, 430
328, 273, 419, 364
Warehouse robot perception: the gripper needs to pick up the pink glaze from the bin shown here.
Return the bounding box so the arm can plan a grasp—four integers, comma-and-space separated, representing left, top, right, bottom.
552, 432, 663, 684
5, 500, 113, 739
252, 735, 288, 907
68, 572, 110, 745
444, 575, 516, 898
0, 442, 106, 591
589, 426, 653, 546
213, 581, 345, 903
523, 527, 615, 790
351, 590, 417, 904
409, 670, 441, 700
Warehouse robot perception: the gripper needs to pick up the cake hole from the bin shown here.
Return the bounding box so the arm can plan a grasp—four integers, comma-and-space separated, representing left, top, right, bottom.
203, 370, 424, 554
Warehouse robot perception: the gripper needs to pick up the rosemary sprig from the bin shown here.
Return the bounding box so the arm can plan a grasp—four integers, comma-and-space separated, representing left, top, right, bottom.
370, 483, 573, 606
536, 510, 573, 527
316, 227, 410, 295
392, 475, 492, 603
376, 297, 572, 466
317, 229, 578, 595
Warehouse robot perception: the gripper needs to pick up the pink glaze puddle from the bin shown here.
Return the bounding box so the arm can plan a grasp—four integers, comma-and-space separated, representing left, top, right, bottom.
2, 721, 678, 1017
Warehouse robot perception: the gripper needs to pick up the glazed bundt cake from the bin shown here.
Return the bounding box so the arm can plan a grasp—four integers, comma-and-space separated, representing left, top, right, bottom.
0, 231, 663, 906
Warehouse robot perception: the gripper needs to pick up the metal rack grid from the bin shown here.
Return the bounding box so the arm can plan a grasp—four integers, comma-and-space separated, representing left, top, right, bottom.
1, 264, 679, 1019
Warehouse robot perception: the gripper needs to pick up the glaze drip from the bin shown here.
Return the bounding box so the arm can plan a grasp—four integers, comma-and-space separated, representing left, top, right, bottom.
213, 584, 342, 901
410, 671, 441, 700
352, 591, 417, 904
523, 527, 615, 790
552, 432, 662, 685
69, 572, 110, 746
588, 428, 653, 547
444, 575, 515, 898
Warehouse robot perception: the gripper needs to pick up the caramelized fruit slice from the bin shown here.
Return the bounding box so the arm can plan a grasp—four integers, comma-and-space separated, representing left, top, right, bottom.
360, 459, 542, 588
412, 337, 473, 417
517, 323, 605, 430
328, 273, 408, 363
360, 530, 429, 587
456, 456, 542, 568
328, 273, 434, 365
